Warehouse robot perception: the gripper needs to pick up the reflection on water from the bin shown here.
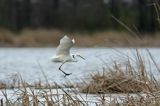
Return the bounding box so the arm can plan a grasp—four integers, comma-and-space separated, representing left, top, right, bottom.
0, 47, 160, 84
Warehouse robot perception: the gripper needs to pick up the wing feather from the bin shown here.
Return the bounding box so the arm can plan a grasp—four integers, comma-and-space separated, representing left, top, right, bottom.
55, 35, 74, 56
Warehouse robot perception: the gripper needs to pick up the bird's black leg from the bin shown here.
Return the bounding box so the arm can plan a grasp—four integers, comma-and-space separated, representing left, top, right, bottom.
59, 61, 72, 77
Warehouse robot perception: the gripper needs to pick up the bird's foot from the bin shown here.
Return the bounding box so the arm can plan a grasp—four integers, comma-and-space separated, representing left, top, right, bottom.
59, 67, 72, 77
64, 73, 72, 78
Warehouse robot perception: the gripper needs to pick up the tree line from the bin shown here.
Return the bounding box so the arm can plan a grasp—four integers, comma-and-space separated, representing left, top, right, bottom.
0, 0, 159, 33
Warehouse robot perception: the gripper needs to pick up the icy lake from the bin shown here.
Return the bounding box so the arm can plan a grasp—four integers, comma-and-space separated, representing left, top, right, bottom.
0, 47, 160, 84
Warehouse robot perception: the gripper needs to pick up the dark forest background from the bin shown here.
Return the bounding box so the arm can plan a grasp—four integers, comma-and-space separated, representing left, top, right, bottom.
0, 0, 159, 33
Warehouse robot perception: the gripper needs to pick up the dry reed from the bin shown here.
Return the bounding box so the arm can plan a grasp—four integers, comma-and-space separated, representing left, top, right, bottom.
80, 50, 160, 94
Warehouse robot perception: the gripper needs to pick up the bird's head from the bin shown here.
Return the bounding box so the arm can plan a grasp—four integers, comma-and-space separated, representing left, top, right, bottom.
71, 54, 85, 60
72, 38, 75, 44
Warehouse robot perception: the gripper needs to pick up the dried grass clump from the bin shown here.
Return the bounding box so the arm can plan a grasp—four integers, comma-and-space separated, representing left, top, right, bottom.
81, 70, 149, 93
0, 82, 6, 89
80, 50, 159, 94
0, 82, 87, 106
0, 29, 15, 46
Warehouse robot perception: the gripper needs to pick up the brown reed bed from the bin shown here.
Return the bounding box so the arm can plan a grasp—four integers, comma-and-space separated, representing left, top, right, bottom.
77, 49, 160, 105
80, 50, 160, 94
0, 28, 160, 47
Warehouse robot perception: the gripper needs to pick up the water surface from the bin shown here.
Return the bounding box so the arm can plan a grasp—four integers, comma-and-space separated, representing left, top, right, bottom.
0, 47, 160, 84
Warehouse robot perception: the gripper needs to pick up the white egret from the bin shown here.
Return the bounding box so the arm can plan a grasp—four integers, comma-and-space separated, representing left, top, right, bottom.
51, 35, 85, 77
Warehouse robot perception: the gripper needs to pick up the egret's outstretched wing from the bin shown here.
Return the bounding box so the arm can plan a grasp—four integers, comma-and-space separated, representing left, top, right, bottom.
56, 35, 75, 56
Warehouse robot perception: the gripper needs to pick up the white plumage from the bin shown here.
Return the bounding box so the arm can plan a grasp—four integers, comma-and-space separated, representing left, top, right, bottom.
51, 35, 84, 77
51, 35, 75, 62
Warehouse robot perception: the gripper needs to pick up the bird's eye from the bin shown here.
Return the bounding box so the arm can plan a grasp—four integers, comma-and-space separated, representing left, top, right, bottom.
72, 55, 75, 59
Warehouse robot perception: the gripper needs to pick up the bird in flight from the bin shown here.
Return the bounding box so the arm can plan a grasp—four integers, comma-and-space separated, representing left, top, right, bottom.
51, 35, 85, 77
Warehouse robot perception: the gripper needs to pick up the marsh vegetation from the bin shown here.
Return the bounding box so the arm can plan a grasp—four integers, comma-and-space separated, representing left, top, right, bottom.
0, 49, 160, 106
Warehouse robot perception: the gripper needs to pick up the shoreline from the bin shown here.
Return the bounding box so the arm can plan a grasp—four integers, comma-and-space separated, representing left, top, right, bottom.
0, 29, 160, 47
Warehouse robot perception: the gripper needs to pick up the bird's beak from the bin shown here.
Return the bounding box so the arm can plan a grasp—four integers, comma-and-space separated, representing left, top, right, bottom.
77, 55, 85, 60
